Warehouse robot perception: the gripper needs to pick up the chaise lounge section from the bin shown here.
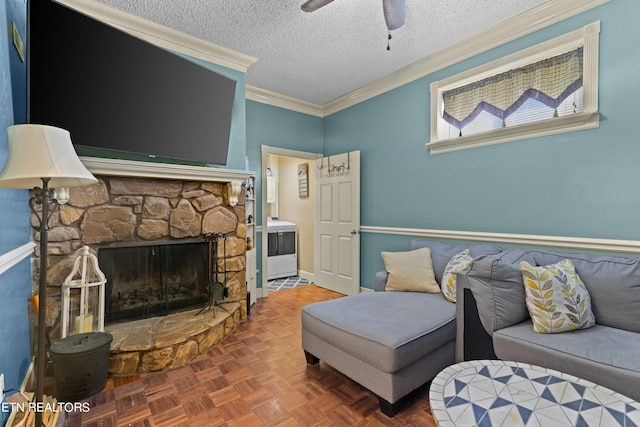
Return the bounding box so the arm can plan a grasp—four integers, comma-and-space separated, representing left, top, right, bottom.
302, 290, 455, 416
301, 240, 501, 416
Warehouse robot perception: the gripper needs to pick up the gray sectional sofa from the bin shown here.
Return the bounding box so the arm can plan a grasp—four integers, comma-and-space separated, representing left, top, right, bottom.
301, 239, 501, 416
457, 247, 640, 402
302, 239, 640, 417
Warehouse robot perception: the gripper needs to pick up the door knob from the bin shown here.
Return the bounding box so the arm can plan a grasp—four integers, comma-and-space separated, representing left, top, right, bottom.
350, 229, 359, 235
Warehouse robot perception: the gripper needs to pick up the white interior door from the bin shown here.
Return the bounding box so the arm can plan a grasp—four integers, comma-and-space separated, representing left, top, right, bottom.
314, 150, 360, 295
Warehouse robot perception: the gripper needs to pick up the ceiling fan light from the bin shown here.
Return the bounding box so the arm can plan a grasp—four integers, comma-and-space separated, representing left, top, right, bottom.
383, 0, 405, 30
301, 0, 335, 12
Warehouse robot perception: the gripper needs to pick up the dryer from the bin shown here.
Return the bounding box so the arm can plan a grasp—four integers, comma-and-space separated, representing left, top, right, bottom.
267, 220, 297, 280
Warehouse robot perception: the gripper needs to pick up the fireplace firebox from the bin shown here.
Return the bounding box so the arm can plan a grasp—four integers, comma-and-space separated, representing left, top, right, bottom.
99, 239, 210, 324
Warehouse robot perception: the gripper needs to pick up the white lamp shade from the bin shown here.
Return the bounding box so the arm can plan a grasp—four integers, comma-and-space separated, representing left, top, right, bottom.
0, 124, 98, 189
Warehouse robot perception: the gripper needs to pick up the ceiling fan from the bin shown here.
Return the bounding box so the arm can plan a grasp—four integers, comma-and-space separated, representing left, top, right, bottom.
301, 0, 406, 31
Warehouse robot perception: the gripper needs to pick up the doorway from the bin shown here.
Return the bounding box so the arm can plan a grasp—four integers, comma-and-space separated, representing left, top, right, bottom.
260, 146, 322, 296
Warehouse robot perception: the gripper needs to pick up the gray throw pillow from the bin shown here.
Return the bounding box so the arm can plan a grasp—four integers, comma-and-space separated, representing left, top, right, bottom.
467, 249, 533, 335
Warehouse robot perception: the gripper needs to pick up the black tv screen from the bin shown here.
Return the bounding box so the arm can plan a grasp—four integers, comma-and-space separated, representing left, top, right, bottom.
28, 0, 236, 166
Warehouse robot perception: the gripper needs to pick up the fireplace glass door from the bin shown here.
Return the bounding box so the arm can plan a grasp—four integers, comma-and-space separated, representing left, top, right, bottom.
99, 241, 208, 324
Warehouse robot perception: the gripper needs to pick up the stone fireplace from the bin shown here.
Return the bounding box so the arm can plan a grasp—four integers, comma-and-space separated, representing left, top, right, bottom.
35, 157, 252, 374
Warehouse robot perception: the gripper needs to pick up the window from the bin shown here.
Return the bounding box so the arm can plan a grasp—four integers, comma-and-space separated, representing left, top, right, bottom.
428, 22, 600, 154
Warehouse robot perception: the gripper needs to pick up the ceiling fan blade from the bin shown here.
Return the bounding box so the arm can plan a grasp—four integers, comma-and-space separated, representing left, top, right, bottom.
383, 0, 405, 30
301, 0, 336, 12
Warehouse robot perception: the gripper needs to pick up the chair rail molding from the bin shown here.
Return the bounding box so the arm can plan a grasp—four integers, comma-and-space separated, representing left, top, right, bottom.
0, 242, 36, 277
361, 226, 640, 254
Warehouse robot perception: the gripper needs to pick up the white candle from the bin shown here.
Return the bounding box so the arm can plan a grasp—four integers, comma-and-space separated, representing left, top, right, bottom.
75, 314, 93, 333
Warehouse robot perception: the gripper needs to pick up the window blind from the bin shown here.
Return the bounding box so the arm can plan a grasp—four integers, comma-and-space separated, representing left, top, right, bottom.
442, 47, 584, 132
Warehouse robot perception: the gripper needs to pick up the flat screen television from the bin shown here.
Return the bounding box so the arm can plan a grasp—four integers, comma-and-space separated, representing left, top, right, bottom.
28, 0, 236, 166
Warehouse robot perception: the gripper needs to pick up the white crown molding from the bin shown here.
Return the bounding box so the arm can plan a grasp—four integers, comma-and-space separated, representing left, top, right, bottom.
322, 0, 610, 116
246, 85, 324, 117
55, 0, 257, 73
0, 242, 35, 277
362, 226, 640, 254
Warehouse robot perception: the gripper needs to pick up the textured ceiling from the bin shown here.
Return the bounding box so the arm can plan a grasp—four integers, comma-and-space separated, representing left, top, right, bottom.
95, 0, 547, 106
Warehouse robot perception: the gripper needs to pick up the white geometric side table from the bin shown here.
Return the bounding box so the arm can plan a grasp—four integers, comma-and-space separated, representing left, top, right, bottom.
430, 360, 640, 427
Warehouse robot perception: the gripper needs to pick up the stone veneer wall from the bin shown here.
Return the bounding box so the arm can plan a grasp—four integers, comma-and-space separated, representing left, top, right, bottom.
33, 175, 248, 341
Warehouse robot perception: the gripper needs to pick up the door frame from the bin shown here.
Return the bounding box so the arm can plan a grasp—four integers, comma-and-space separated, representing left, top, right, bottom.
260, 145, 323, 297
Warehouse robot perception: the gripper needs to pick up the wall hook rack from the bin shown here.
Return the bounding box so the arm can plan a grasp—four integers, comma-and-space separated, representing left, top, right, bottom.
319, 153, 351, 177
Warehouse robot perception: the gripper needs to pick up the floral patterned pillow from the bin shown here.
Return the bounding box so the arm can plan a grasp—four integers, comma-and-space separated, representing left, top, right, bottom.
442, 249, 473, 303
520, 259, 595, 334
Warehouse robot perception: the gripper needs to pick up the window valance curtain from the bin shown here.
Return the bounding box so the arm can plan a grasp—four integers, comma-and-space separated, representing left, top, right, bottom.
442, 47, 583, 130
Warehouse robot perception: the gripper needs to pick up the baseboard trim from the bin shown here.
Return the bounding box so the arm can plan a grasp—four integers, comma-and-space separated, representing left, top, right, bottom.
298, 270, 315, 283
361, 226, 640, 254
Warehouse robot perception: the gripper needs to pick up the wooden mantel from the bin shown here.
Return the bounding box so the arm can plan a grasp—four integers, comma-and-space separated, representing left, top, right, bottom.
80, 156, 252, 182
80, 156, 253, 206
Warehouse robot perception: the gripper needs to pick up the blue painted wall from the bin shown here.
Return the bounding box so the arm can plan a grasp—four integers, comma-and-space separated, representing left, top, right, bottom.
1, 0, 33, 424
6, 0, 25, 125
246, 100, 324, 287
322, 0, 640, 288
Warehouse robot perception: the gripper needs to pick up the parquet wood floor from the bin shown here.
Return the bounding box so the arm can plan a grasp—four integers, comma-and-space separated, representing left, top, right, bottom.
61, 285, 437, 426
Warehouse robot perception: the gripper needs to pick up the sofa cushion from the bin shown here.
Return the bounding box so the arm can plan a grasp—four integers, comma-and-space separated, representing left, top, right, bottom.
301, 291, 456, 373
494, 321, 640, 401
381, 247, 439, 293
526, 251, 640, 333
442, 249, 473, 303
409, 239, 502, 284
466, 249, 534, 335
520, 259, 595, 333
